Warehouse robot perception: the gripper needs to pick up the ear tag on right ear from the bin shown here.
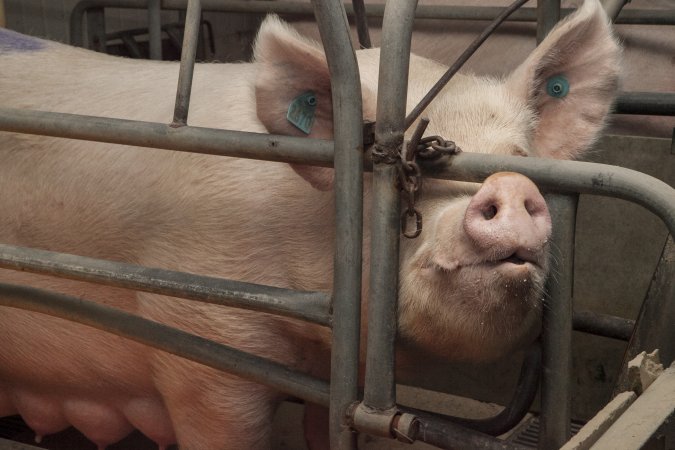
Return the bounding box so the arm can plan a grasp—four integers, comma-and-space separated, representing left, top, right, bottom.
546, 75, 570, 98
287, 91, 317, 135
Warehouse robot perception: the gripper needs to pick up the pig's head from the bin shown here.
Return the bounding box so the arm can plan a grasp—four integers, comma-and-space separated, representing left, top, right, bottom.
253, 0, 620, 362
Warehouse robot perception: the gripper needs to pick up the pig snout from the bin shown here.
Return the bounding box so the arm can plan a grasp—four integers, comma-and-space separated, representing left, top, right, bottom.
463, 172, 551, 265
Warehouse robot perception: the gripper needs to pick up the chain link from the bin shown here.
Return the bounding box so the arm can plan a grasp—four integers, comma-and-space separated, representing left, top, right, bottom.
397, 118, 461, 239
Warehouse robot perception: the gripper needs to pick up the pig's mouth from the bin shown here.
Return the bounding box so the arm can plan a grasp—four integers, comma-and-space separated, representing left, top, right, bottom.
501, 254, 528, 265
421, 250, 544, 280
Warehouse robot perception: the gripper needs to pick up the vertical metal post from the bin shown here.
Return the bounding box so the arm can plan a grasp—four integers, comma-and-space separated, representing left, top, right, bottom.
539, 194, 576, 450
363, 0, 418, 413
172, 0, 201, 126
614, 235, 675, 394
85, 7, 106, 53
536, 0, 560, 43
310, 1, 364, 449
148, 0, 163, 60
351, 0, 372, 49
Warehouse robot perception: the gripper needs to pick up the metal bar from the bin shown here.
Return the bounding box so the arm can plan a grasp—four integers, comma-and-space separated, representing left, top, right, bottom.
68, 1, 675, 34
615, 92, 675, 116
0, 108, 334, 166
539, 194, 577, 449
601, 0, 630, 22
0, 109, 673, 235
85, 7, 106, 52
573, 310, 634, 341
0, 282, 330, 406
172, 0, 201, 125
537, 0, 560, 43
362, 0, 418, 415
400, 343, 542, 437
417, 153, 675, 238
0, 244, 331, 326
351, 0, 371, 49
119, 33, 143, 58
404, 0, 529, 130
309, 0, 363, 448
614, 235, 675, 394
148, 0, 163, 60
412, 415, 531, 450
0, 111, 673, 260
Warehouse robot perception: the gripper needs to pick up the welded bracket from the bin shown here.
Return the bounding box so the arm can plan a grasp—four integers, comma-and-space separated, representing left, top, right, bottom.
349, 402, 419, 444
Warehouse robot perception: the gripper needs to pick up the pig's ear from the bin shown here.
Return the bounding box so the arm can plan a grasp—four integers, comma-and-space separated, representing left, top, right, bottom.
253, 15, 336, 191
507, 0, 621, 159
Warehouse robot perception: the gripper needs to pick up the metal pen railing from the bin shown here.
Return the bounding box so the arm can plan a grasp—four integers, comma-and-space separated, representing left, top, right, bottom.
1, 1, 674, 449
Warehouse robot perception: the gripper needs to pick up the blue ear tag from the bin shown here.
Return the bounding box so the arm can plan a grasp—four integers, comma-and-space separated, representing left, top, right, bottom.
546, 75, 570, 98
287, 91, 317, 134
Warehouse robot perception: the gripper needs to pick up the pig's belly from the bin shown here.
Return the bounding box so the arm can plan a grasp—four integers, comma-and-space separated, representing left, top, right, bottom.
0, 307, 177, 448
0, 386, 175, 448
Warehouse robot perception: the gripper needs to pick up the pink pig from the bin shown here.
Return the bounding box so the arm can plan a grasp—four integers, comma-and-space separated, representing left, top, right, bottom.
0, 0, 619, 448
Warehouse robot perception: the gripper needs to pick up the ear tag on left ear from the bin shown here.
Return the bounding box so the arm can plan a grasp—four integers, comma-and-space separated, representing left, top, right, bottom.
287, 91, 317, 134
546, 75, 570, 98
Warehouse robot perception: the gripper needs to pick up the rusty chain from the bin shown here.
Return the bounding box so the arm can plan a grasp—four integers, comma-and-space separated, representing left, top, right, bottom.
399, 118, 461, 238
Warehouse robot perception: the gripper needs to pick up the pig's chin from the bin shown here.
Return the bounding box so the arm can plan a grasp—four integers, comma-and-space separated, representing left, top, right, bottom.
398, 256, 546, 362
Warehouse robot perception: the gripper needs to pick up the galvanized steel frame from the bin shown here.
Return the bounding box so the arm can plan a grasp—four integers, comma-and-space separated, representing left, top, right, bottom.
0, 1, 674, 449
68, 0, 675, 117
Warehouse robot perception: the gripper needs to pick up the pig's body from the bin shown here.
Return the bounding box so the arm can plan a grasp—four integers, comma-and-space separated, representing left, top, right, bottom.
0, 2, 620, 448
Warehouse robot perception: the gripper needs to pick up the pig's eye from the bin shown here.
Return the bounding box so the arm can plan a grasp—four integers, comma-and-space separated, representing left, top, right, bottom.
546, 75, 569, 98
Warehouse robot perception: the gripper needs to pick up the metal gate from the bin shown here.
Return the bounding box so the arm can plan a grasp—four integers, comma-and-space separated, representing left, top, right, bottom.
0, 1, 673, 449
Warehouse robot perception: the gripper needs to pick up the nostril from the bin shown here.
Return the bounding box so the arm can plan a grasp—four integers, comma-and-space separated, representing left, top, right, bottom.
524, 198, 545, 217
482, 204, 498, 220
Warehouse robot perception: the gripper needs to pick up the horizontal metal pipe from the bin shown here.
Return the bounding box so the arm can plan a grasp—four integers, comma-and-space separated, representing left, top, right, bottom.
0, 282, 330, 406
69, 0, 675, 42
418, 153, 675, 238
0, 108, 672, 235
0, 244, 331, 326
0, 108, 334, 166
412, 414, 531, 450
573, 310, 634, 341
400, 343, 541, 436
0, 108, 675, 234
615, 92, 675, 116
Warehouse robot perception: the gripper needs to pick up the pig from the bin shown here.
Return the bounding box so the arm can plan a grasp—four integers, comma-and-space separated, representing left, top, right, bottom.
0, 0, 620, 448
289, 0, 674, 138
